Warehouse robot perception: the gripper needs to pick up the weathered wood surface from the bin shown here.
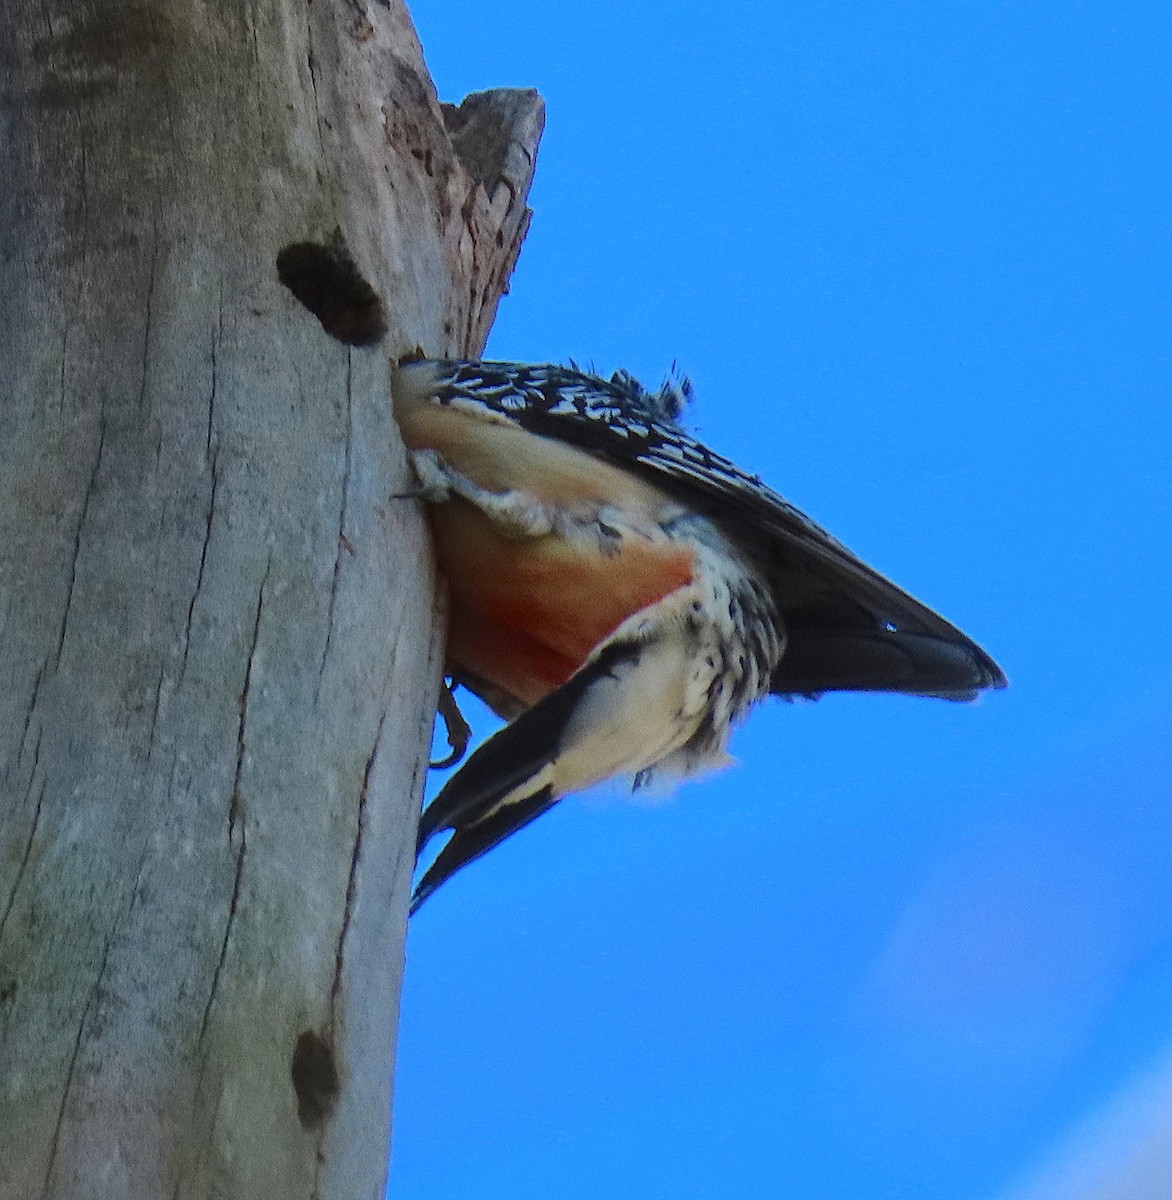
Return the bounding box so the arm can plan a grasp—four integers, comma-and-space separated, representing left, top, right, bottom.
0, 2, 542, 1196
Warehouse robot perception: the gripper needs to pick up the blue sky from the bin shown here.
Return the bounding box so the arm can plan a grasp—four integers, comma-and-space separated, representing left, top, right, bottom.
392, 3, 1172, 1197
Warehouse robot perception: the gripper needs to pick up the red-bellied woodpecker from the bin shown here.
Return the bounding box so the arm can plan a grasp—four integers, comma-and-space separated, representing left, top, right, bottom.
393, 360, 1005, 910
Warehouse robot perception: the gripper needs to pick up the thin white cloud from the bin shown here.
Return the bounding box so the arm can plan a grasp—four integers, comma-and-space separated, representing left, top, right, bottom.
993, 1045, 1172, 1200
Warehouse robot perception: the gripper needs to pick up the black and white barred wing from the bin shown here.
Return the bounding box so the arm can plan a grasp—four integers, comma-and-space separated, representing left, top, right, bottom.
423, 360, 1006, 701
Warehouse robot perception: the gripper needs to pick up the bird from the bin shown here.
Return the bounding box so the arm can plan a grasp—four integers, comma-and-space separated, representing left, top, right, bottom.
392, 359, 1006, 911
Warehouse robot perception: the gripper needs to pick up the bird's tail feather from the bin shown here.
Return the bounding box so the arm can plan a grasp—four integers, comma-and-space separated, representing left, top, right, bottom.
412, 642, 638, 912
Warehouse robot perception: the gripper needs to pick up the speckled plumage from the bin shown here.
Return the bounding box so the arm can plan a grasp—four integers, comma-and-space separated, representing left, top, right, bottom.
393, 359, 1005, 909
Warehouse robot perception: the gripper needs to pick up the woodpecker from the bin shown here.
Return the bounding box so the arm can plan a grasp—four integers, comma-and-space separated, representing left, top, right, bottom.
393, 360, 1005, 911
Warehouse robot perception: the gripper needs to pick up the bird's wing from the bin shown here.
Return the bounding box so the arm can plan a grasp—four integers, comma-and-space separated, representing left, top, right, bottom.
418, 361, 1006, 700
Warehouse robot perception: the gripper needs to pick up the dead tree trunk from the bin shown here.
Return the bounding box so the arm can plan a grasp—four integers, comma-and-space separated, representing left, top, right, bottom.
0, 2, 541, 1196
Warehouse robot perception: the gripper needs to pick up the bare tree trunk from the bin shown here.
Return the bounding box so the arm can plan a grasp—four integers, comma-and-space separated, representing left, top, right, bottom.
0, 3, 541, 1196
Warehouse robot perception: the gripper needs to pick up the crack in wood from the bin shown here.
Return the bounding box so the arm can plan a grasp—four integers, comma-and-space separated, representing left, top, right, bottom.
228, 559, 269, 840
138, 219, 159, 416
316, 357, 354, 699
206, 280, 222, 459
40, 929, 114, 1198
0, 775, 46, 943
146, 662, 166, 756
26, 729, 43, 797
38, 844, 150, 1194
305, 12, 328, 164
178, 448, 220, 685
195, 822, 247, 1054
6, 657, 47, 786
54, 414, 107, 670
196, 555, 269, 1055
329, 707, 386, 1019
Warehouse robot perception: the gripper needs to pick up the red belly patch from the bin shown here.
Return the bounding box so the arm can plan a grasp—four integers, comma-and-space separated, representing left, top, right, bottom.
429, 503, 696, 709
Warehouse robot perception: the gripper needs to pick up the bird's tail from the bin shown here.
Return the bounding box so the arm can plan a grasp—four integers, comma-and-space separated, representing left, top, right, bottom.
412, 642, 639, 912
412, 626, 722, 912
